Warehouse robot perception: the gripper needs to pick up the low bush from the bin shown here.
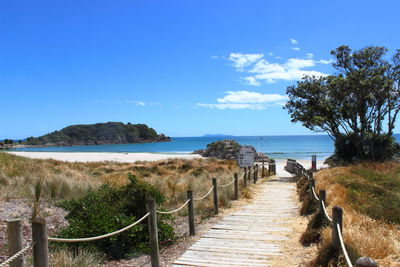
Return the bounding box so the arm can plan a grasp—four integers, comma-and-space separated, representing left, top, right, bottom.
57, 174, 174, 259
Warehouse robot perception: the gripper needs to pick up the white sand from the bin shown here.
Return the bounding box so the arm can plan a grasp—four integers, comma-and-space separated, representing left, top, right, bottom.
8, 151, 203, 163
274, 159, 328, 177
8, 152, 327, 173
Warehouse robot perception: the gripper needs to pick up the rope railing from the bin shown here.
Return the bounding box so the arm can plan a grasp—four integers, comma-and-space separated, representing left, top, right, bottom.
291, 158, 377, 267
194, 186, 214, 201
311, 186, 320, 201
219, 178, 235, 187
5, 166, 273, 267
48, 212, 150, 242
337, 223, 353, 267
0, 243, 32, 267
321, 200, 333, 222
156, 199, 190, 214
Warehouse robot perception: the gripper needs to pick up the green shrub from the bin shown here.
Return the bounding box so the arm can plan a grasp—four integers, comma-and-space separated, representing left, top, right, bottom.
333, 133, 399, 163
57, 174, 174, 259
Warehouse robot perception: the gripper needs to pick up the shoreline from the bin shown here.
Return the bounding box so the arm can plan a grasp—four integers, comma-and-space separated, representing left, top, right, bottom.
7, 152, 328, 170
7, 151, 203, 163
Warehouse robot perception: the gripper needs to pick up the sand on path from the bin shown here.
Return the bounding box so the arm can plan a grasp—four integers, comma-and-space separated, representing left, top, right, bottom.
7, 151, 203, 163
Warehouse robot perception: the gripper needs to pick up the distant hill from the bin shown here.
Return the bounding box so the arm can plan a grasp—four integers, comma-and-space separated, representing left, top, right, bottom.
25, 122, 170, 146
201, 134, 235, 138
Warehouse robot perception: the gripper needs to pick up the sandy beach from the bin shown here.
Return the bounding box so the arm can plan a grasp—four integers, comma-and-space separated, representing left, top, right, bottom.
8, 151, 327, 172
8, 151, 203, 163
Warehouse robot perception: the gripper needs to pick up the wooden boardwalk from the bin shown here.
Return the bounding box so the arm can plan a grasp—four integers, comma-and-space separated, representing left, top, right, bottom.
172, 175, 298, 267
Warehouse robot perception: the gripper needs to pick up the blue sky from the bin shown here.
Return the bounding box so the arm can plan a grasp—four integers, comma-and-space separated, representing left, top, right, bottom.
1, 0, 400, 138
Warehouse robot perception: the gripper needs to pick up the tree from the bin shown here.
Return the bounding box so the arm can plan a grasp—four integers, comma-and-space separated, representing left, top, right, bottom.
4, 139, 13, 144
285, 45, 400, 162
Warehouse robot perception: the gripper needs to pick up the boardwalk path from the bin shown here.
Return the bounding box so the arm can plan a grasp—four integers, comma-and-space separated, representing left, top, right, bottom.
172, 164, 300, 267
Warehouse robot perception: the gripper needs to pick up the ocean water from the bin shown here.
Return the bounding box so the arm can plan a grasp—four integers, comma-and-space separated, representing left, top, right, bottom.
11, 135, 336, 160
11, 134, 400, 160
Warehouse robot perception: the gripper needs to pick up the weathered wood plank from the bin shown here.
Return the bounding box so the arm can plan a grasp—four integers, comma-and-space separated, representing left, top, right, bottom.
173, 174, 299, 266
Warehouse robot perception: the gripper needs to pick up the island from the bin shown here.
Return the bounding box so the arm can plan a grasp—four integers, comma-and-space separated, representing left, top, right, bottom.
23, 122, 170, 147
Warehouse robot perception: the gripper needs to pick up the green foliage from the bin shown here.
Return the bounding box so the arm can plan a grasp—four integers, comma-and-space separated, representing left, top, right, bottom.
57, 174, 174, 259
25, 122, 169, 146
336, 165, 400, 224
285, 45, 400, 163
4, 139, 13, 144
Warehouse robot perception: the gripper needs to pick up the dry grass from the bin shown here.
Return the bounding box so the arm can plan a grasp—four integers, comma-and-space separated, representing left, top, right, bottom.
50, 249, 104, 267
314, 162, 400, 265
0, 152, 242, 215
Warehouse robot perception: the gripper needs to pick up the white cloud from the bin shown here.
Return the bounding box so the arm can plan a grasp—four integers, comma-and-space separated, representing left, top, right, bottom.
211, 55, 219, 59
126, 100, 146, 106
242, 76, 261, 86
228, 53, 264, 71
224, 48, 332, 85
244, 57, 327, 83
217, 91, 287, 103
291, 47, 301, 51
286, 58, 315, 69
318, 59, 334, 64
197, 103, 267, 110
197, 91, 287, 110
290, 38, 298, 44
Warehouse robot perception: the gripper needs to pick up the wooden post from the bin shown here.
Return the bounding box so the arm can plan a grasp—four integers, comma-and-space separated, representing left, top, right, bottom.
146, 198, 160, 267
309, 179, 315, 199
262, 162, 265, 177
253, 166, 257, 184
234, 173, 239, 200
212, 178, 218, 214
311, 155, 317, 171
318, 189, 326, 217
256, 164, 259, 181
248, 167, 251, 182
332, 206, 343, 250
187, 190, 195, 236
273, 163, 276, 175
7, 218, 23, 267
32, 217, 49, 267
243, 167, 247, 187
268, 163, 271, 176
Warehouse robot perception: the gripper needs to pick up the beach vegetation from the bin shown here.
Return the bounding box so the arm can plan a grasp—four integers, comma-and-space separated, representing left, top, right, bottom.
50, 248, 104, 267
285, 45, 400, 163
0, 152, 243, 215
304, 162, 400, 265
56, 174, 174, 259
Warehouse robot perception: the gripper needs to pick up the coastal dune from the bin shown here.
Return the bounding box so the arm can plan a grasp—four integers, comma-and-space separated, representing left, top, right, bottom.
8, 152, 327, 171
8, 151, 203, 163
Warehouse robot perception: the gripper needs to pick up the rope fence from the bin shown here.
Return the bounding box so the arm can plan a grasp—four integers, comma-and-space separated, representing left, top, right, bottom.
194, 186, 214, 201
156, 200, 190, 215
337, 223, 353, 267
218, 178, 235, 187
1, 161, 277, 267
0, 243, 32, 267
48, 212, 150, 243
291, 159, 377, 267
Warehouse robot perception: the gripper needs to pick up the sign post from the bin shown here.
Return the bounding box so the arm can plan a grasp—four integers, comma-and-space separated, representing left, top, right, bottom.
237, 146, 255, 168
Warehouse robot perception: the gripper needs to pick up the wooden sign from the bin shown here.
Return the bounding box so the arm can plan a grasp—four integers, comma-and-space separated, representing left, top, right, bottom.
237, 146, 255, 168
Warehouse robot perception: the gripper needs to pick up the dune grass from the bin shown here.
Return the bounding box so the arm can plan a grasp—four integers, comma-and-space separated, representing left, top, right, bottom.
0, 152, 242, 215
312, 162, 400, 265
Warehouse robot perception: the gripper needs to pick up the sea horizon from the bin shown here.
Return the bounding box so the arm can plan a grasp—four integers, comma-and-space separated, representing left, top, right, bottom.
9, 134, 400, 160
